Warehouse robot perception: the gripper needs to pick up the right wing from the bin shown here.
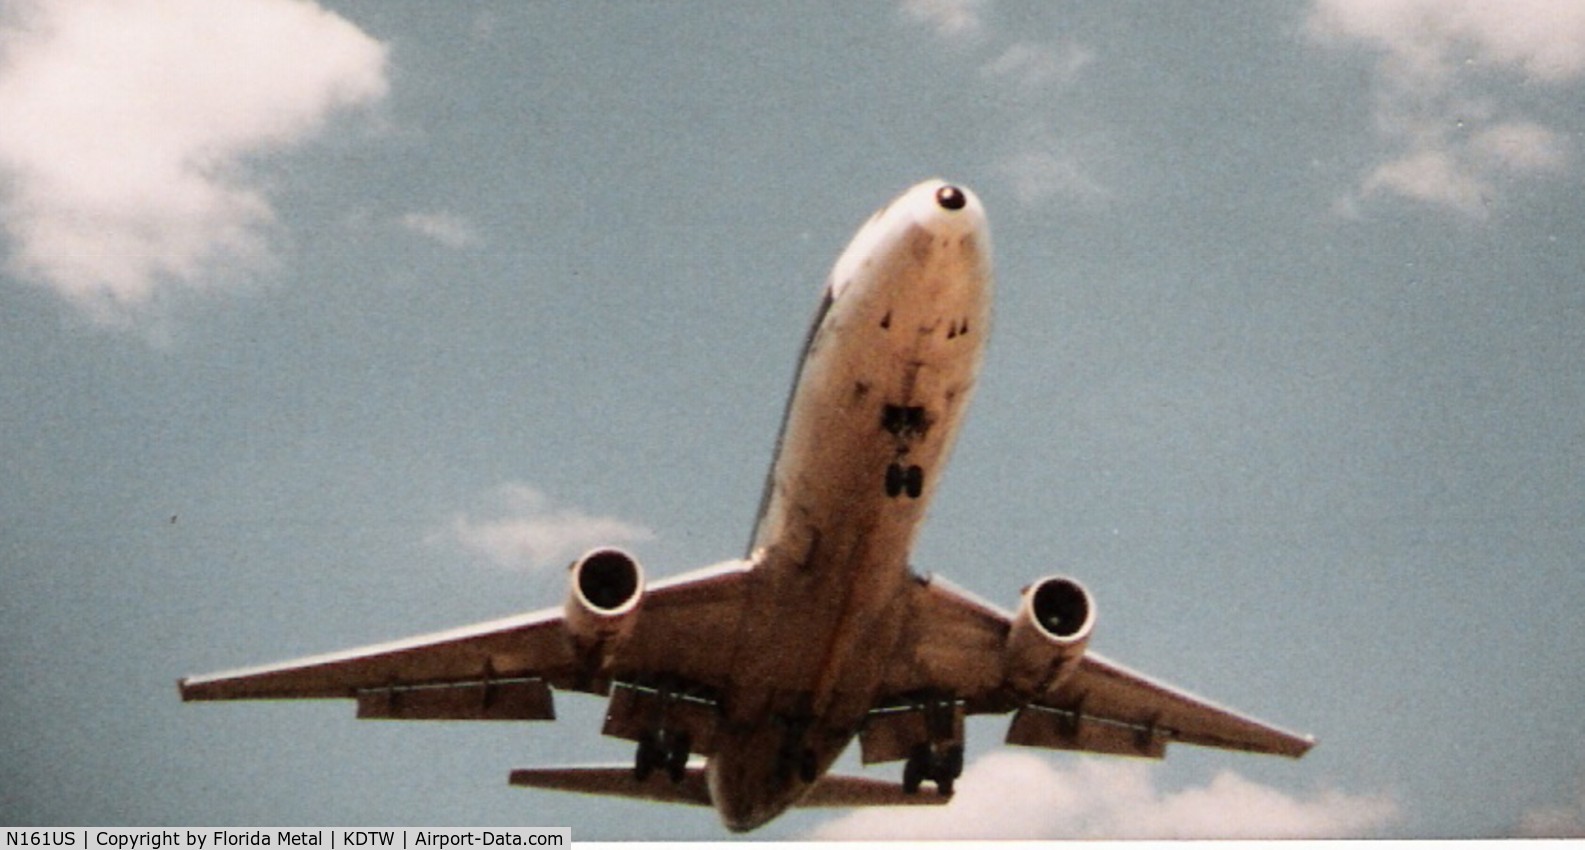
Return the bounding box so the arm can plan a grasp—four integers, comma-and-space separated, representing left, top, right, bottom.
877, 572, 1314, 760
179, 558, 755, 718
1023, 651, 1315, 758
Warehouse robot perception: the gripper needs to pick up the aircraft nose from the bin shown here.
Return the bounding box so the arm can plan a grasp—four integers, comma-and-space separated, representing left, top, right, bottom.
935, 184, 967, 211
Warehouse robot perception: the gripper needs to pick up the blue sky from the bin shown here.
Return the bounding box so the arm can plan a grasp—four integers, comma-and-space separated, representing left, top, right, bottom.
3, 0, 1584, 840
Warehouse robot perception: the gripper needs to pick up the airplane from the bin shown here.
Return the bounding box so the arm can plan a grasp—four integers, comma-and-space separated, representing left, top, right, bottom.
179, 179, 1314, 833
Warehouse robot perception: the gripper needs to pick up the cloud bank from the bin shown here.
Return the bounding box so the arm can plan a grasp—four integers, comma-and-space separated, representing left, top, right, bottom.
1308, 0, 1585, 217
812, 751, 1398, 840
437, 483, 654, 572
0, 0, 389, 324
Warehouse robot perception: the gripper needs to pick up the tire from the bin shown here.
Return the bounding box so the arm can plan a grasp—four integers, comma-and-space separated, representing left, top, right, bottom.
902, 744, 929, 795
799, 748, 818, 783
666, 732, 691, 784
634, 732, 659, 781
885, 464, 905, 498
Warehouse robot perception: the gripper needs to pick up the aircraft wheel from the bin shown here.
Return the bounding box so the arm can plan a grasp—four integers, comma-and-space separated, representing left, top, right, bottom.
666, 732, 691, 784
634, 731, 660, 781
885, 464, 905, 498
941, 743, 964, 780
902, 744, 928, 794
799, 748, 818, 783
905, 465, 924, 498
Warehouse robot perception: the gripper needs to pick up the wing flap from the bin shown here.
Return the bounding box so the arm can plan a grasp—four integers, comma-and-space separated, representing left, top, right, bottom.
355, 677, 554, 721
1006, 702, 1165, 758
1039, 652, 1315, 758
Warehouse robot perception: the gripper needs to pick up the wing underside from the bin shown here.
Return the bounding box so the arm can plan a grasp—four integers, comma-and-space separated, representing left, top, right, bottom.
181, 556, 1311, 817
179, 559, 755, 718
881, 573, 1315, 760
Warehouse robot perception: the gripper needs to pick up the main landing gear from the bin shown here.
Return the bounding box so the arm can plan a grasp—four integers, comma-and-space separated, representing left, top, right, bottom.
634, 728, 691, 784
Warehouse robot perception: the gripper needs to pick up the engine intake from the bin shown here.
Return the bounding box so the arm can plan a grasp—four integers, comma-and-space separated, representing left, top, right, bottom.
1004, 575, 1095, 697
564, 547, 645, 645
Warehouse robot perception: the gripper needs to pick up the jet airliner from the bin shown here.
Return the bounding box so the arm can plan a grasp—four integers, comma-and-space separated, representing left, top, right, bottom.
180, 180, 1313, 832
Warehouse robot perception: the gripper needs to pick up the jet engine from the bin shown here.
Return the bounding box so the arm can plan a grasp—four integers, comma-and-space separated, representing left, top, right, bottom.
1004, 575, 1095, 697
564, 547, 646, 647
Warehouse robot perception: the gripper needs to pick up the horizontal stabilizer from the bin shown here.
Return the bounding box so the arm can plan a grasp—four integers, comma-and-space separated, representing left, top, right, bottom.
508, 764, 949, 809
509, 765, 712, 807
799, 772, 952, 807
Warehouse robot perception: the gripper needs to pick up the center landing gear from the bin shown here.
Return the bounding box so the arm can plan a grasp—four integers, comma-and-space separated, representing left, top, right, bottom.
899, 693, 963, 796
634, 728, 691, 784
774, 716, 820, 784
902, 741, 964, 796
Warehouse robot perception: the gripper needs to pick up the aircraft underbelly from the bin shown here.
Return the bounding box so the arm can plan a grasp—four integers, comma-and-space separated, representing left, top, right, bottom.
707, 190, 993, 831
729, 242, 990, 727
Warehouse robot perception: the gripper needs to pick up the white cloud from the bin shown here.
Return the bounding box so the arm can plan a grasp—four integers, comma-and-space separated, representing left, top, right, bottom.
999, 144, 1109, 208
1470, 120, 1570, 172
811, 751, 1399, 840
899, 0, 988, 41
1309, 0, 1585, 83
1361, 149, 1490, 215
982, 40, 1094, 92
0, 0, 388, 324
400, 211, 482, 249
1519, 784, 1585, 837
436, 483, 654, 572
900, 3, 1105, 209
1307, 0, 1584, 217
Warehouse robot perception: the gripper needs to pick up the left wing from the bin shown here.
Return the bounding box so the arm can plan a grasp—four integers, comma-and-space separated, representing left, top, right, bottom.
179, 558, 754, 718
878, 573, 1315, 760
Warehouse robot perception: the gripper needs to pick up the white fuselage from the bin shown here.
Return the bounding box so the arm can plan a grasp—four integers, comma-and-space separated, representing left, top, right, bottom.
705, 180, 994, 831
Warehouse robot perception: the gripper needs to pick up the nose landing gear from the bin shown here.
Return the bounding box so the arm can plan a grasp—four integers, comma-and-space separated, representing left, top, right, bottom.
885, 463, 925, 499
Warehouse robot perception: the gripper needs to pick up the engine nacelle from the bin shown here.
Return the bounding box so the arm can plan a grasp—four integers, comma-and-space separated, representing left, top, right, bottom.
1004, 575, 1096, 697
563, 547, 646, 647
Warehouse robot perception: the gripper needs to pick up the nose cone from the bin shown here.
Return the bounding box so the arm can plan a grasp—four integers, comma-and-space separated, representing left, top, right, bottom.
828, 179, 990, 300
935, 184, 968, 210
912, 178, 985, 234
